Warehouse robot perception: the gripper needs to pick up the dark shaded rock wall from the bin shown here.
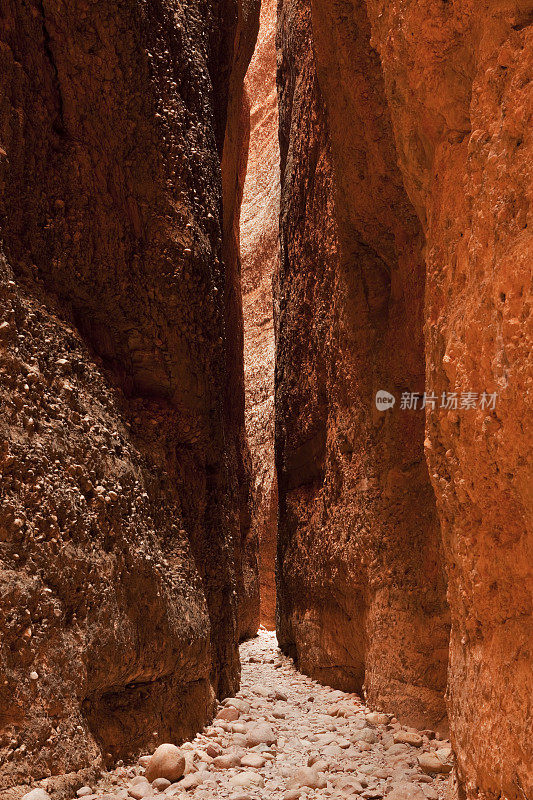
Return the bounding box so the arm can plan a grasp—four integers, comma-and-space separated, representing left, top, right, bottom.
275, 0, 450, 734
0, 0, 258, 789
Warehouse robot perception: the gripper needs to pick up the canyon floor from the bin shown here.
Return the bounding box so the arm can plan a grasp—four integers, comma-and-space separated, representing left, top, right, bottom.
53, 632, 453, 800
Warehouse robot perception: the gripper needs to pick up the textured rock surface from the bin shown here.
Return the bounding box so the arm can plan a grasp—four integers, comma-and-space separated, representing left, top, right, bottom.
0, 0, 258, 789
220, 0, 261, 643
361, 3, 533, 798
276, 1, 532, 799
275, 0, 450, 733
241, 0, 280, 630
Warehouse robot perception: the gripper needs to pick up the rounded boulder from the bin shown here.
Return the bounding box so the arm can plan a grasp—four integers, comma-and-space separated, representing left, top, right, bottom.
145, 743, 186, 782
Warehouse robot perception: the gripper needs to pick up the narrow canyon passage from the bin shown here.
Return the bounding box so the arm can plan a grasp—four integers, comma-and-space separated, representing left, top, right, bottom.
240, 0, 280, 632
0, 1, 531, 800
59, 632, 454, 800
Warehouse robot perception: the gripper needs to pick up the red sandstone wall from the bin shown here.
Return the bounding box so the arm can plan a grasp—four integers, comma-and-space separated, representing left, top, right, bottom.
276, 0, 450, 733
276, 1, 532, 797
362, 3, 533, 797
0, 0, 258, 790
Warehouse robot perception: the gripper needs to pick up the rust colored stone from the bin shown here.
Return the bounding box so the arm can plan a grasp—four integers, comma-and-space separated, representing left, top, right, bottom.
362, 3, 533, 797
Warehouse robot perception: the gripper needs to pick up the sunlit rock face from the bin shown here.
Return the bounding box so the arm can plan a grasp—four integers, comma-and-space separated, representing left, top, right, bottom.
241, 0, 280, 631
0, 0, 259, 789
276, 3, 532, 798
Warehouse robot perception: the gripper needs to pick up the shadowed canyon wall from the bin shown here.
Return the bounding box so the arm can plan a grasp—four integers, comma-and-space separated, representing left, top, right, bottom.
0, 0, 258, 791
276, 1, 532, 798
241, 0, 280, 630
276, 0, 450, 731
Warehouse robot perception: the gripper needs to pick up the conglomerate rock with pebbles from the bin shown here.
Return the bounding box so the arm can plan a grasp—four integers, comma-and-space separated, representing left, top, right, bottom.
0, 0, 259, 788
30, 632, 454, 800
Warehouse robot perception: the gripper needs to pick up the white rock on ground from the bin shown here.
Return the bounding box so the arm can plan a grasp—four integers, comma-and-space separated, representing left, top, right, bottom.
63, 630, 453, 800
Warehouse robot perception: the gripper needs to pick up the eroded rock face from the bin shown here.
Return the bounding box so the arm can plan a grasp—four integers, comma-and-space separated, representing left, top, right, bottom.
241, 0, 280, 630
0, 0, 258, 789
276, 0, 450, 733
362, 3, 533, 798
276, 1, 532, 798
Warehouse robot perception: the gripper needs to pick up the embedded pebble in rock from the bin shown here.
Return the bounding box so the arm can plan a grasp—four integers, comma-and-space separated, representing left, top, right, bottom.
84, 631, 452, 799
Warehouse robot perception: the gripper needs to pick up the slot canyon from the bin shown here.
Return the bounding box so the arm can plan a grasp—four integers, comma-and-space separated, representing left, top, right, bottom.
0, 3, 531, 800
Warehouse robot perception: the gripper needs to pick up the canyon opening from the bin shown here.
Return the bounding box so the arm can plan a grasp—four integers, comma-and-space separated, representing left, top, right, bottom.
0, 2, 531, 800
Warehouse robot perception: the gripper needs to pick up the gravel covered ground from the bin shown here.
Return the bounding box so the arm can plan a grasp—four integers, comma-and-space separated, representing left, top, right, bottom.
27, 630, 453, 800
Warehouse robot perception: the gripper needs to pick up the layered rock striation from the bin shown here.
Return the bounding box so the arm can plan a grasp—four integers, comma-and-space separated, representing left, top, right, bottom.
0, 0, 258, 789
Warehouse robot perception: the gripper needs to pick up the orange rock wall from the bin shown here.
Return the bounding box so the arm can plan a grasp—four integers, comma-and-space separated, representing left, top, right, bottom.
276, 1, 532, 797
362, 3, 533, 797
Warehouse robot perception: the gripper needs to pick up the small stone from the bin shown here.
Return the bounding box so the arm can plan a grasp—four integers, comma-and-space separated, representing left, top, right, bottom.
366, 711, 390, 726
213, 754, 242, 769
417, 753, 452, 775
338, 738, 351, 748
22, 791, 52, 800
245, 723, 277, 746
386, 743, 408, 755
30, 671, 39, 681
283, 791, 301, 800
387, 783, 426, 800
128, 782, 152, 800
287, 767, 327, 790
241, 753, 266, 768
229, 771, 265, 788
224, 698, 251, 713
178, 771, 208, 789
77, 788, 94, 798
353, 728, 379, 744
275, 690, 288, 701
151, 778, 171, 791
145, 744, 186, 782
435, 747, 453, 764
217, 706, 240, 722
393, 731, 423, 747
